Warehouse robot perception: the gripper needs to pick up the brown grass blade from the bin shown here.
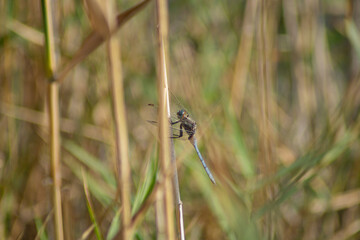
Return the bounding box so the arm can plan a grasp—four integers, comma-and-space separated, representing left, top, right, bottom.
55, 0, 152, 83
83, 0, 111, 37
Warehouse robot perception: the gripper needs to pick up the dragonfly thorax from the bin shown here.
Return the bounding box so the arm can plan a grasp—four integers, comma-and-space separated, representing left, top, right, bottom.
180, 112, 196, 138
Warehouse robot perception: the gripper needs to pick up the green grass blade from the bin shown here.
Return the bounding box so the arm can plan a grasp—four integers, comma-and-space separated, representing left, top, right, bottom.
63, 140, 116, 187
228, 108, 255, 178
82, 168, 104, 240
106, 208, 121, 240
345, 20, 360, 60
63, 156, 114, 206
132, 143, 158, 215
34, 217, 48, 240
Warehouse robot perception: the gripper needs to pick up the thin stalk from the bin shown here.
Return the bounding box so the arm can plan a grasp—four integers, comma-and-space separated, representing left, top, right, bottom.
155, 0, 176, 239
104, 1, 132, 239
230, 0, 258, 118
258, 0, 273, 176
48, 82, 64, 240
257, 0, 275, 238
170, 140, 185, 240
41, 0, 64, 239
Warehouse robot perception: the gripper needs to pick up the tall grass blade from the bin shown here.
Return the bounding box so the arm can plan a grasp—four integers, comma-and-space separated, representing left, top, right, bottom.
106, 208, 121, 240
132, 144, 159, 215
63, 156, 114, 206
63, 140, 116, 187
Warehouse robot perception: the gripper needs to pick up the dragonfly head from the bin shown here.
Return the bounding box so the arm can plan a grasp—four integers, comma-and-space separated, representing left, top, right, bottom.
177, 109, 188, 119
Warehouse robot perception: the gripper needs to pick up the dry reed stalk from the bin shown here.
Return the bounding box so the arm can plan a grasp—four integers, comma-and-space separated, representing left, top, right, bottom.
257, 0, 276, 238
155, 0, 176, 239
230, 0, 258, 117
41, 0, 64, 239
257, 0, 271, 183
291, 0, 317, 145
47, 83, 64, 240
86, 0, 134, 238
107, 18, 133, 240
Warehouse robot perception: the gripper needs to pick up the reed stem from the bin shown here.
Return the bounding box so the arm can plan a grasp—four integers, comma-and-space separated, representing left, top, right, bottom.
155, 0, 177, 238
104, 1, 132, 238
41, 0, 64, 239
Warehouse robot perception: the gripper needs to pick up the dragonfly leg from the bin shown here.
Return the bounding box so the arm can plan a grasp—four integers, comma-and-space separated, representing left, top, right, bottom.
170, 123, 183, 139
178, 123, 184, 138
171, 120, 181, 125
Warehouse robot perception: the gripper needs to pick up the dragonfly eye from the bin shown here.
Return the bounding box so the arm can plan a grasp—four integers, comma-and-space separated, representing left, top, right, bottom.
177, 109, 185, 119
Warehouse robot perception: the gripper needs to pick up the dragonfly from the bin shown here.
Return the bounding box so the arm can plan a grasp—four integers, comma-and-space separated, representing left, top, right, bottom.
148, 104, 216, 184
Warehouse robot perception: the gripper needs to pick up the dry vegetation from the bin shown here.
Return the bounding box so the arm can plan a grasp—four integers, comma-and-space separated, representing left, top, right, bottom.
1, 0, 360, 239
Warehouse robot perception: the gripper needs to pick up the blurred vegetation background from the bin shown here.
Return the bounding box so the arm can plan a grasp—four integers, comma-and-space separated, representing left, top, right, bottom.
1, 0, 360, 239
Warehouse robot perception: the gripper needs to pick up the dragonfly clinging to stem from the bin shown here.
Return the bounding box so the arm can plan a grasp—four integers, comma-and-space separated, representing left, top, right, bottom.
148, 104, 216, 184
